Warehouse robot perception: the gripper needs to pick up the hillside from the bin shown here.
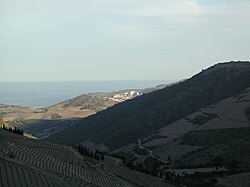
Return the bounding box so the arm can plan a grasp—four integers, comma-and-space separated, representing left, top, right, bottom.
113, 88, 250, 169
46, 61, 250, 150
9, 119, 75, 139
1, 85, 167, 139
0, 128, 173, 187
0, 85, 166, 122
0, 91, 127, 122
0, 118, 37, 139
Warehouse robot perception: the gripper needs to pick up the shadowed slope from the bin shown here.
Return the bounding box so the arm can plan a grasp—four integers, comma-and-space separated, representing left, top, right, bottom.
46, 61, 250, 150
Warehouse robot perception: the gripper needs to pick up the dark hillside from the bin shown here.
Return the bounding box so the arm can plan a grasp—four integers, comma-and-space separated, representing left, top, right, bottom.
46, 61, 250, 150
175, 128, 250, 170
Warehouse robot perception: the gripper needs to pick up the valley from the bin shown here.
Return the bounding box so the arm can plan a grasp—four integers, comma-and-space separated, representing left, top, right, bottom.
1, 61, 250, 187
0, 89, 143, 122
0, 85, 167, 139
2, 0, 250, 185
44, 61, 250, 186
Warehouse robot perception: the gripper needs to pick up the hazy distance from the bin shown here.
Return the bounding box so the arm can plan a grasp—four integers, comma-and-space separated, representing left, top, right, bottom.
1, 0, 250, 81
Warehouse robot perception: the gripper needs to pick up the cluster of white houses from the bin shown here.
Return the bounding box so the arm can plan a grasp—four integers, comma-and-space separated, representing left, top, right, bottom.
108, 91, 141, 102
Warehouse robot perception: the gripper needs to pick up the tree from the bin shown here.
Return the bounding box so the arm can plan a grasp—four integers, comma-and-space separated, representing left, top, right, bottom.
212, 156, 223, 167
228, 159, 240, 170
101, 154, 104, 160
0, 118, 5, 127
165, 172, 171, 180
159, 171, 163, 178
2, 124, 7, 130
168, 155, 172, 164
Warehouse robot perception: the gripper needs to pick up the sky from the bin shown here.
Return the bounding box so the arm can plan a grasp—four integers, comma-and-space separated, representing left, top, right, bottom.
0, 0, 250, 81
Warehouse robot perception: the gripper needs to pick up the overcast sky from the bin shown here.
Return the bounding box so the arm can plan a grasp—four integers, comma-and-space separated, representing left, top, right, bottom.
0, 0, 249, 81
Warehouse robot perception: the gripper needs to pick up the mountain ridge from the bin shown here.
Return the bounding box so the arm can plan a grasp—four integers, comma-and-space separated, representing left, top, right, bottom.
46, 61, 250, 150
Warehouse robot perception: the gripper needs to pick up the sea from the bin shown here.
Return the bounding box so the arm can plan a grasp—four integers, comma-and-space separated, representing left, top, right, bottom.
0, 80, 173, 108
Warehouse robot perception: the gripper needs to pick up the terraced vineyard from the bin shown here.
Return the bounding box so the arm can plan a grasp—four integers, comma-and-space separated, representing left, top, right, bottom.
104, 163, 145, 186
153, 141, 201, 161
0, 156, 67, 187
0, 129, 128, 187
103, 162, 173, 187
0, 129, 174, 187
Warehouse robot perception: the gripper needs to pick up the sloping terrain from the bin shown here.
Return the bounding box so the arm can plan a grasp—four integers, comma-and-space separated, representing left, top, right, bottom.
46, 61, 250, 150
0, 156, 68, 187
174, 127, 250, 169
1, 86, 167, 139
112, 87, 250, 186
217, 172, 250, 187
0, 129, 173, 187
113, 87, 250, 162
9, 119, 76, 139
0, 129, 123, 187
0, 86, 165, 122
136, 89, 250, 161
0, 94, 116, 121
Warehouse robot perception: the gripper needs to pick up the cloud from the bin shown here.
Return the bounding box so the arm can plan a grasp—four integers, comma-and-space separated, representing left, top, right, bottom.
82, 0, 249, 18
1, 0, 250, 81
80, 0, 204, 19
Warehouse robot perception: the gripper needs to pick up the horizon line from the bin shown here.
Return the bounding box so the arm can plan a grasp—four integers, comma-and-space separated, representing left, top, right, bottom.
0, 79, 178, 82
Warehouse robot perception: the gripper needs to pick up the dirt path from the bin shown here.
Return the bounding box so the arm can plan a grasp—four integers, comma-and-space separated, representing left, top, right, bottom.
137, 139, 168, 164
